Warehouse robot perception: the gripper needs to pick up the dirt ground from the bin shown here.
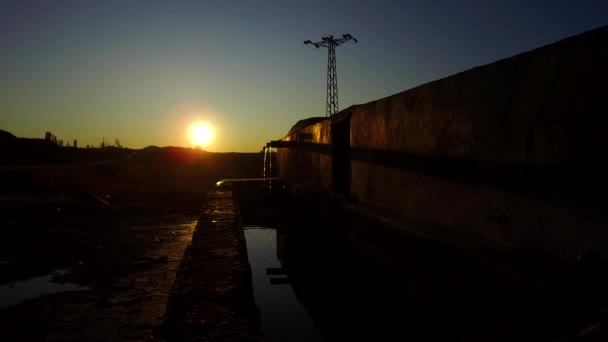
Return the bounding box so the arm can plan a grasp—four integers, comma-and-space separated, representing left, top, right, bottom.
0, 150, 265, 341
0, 194, 199, 341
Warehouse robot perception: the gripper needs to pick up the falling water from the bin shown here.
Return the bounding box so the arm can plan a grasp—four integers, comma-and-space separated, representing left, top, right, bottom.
268, 147, 272, 190
263, 147, 268, 183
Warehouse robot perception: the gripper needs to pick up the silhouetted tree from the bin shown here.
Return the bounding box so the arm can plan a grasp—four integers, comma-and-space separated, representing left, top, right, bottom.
58, 139, 63, 147
46, 132, 59, 145
73, 139, 77, 148
66, 141, 71, 148
115, 139, 122, 148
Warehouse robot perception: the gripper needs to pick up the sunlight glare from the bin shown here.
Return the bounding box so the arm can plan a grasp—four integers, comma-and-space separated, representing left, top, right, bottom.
189, 122, 213, 146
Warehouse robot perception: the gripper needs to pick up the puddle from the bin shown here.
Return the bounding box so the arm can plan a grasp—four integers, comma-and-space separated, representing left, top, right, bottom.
244, 226, 323, 342
0, 269, 89, 308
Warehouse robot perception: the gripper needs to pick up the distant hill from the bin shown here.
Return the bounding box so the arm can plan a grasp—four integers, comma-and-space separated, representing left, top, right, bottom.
0, 129, 59, 163
138, 145, 214, 158
0, 129, 17, 142
0, 129, 255, 165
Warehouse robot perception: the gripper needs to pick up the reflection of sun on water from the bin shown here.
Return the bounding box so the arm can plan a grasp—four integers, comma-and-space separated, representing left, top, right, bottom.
188, 122, 213, 146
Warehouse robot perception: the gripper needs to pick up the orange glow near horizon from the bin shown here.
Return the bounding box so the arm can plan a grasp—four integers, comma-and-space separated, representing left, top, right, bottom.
188, 122, 214, 147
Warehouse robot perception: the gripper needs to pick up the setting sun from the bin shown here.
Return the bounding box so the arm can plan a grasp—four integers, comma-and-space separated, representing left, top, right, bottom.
188, 122, 213, 146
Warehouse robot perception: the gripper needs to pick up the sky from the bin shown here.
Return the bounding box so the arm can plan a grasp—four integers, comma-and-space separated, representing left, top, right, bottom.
0, 0, 606, 151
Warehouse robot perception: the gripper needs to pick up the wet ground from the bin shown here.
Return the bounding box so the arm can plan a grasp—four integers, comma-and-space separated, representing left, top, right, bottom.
0, 150, 267, 341
0, 269, 89, 309
2, 173, 607, 341
0, 193, 201, 341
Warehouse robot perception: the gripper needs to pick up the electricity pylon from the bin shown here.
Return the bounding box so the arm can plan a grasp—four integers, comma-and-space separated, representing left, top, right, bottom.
305, 34, 357, 117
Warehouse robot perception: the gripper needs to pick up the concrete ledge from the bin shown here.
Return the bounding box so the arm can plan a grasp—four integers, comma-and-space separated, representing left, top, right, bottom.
158, 189, 262, 342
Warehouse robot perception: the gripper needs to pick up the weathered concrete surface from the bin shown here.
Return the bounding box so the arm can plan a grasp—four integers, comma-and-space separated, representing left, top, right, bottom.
276, 26, 608, 264
347, 26, 608, 262
277, 118, 332, 191
350, 26, 607, 164
160, 189, 261, 342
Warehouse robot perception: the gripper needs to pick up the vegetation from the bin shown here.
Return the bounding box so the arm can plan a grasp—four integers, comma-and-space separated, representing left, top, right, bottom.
44, 131, 121, 150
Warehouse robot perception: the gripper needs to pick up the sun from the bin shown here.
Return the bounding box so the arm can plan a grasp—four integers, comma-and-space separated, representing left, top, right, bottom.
188, 122, 213, 146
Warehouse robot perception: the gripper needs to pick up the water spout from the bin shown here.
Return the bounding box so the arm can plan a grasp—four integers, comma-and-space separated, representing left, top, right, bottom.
263, 147, 268, 183
262, 146, 273, 190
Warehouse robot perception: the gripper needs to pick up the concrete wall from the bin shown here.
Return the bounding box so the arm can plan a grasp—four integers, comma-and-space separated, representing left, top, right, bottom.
277, 118, 332, 191
349, 26, 607, 166
277, 26, 608, 262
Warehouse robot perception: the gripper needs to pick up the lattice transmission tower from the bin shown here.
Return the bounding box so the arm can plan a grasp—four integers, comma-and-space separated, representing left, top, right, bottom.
304, 34, 357, 117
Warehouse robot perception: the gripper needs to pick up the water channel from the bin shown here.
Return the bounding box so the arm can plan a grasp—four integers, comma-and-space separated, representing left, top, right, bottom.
244, 225, 323, 342
234, 180, 452, 341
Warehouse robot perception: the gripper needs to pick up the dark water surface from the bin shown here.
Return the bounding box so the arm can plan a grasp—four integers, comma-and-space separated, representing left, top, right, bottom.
240, 220, 449, 342
234, 180, 452, 341
244, 226, 323, 342
0, 269, 89, 308
232, 180, 597, 341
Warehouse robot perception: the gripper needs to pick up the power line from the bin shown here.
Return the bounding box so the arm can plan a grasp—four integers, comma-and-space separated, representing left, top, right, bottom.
304, 34, 357, 117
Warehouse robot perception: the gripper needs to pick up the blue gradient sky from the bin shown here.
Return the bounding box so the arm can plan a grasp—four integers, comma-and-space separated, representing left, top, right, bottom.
1, 0, 606, 151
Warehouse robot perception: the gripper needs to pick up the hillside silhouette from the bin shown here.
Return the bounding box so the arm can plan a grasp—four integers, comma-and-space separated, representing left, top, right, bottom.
0, 128, 265, 196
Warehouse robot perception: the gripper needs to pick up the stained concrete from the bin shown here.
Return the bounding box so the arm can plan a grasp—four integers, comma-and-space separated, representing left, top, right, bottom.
275, 26, 608, 266
160, 189, 261, 342
277, 118, 332, 191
